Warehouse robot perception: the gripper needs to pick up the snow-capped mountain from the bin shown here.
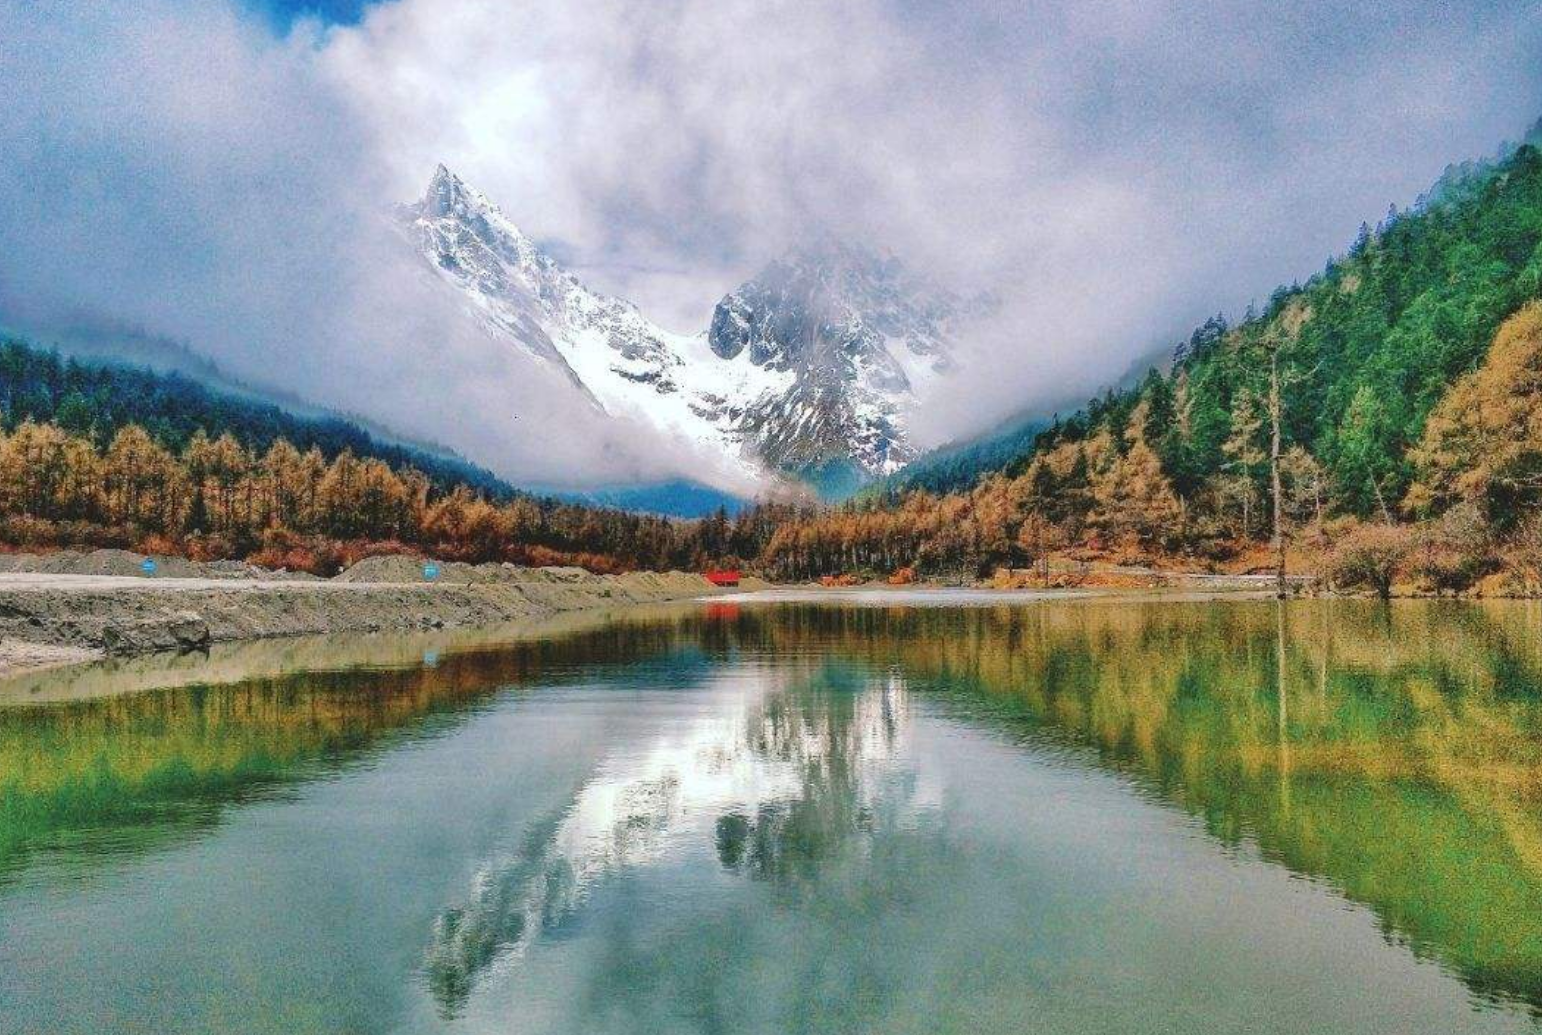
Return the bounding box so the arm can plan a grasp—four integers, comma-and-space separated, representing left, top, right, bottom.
398, 166, 971, 493
397, 166, 774, 479
708, 243, 970, 484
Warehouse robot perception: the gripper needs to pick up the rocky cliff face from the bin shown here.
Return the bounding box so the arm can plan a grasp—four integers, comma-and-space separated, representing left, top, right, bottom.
708, 243, 967, 481
399, 168, 972, 494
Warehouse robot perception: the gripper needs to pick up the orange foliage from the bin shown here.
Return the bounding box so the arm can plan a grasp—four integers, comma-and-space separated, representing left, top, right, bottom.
1408, 302, 1542, 519
0, 419, 766, 576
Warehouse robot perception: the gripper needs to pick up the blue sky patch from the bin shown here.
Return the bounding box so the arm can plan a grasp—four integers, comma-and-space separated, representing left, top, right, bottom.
244, 0, 377, 30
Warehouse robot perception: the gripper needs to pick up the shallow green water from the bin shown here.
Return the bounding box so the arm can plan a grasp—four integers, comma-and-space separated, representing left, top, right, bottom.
4, 597, 1542, 1033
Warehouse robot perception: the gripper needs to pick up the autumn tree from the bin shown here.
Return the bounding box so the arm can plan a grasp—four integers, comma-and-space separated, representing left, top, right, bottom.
1279, 446, 1327, 536
258, 440, 323, 533
184, 431, 255, 536
1406, 302, 1542, 524
1220, 387, 1265, 537
102, 425, 187, 531
1090, 403, 1183, 549
1015, 511, 1065, 583
424, 486, 509, 560
0, 422, 77, 520
57, 435, 102, 522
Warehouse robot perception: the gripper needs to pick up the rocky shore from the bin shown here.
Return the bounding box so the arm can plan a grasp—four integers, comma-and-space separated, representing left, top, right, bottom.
0, 550, 753, 674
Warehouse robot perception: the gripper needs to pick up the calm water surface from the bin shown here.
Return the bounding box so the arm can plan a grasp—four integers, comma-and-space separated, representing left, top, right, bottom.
4, 597, 1542, 1034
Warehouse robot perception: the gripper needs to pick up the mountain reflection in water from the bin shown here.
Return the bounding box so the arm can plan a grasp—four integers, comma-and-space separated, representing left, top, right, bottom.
424, 662, 919, 1014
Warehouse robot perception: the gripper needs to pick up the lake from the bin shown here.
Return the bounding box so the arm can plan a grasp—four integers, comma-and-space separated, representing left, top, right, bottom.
3, 596, 1542, 1034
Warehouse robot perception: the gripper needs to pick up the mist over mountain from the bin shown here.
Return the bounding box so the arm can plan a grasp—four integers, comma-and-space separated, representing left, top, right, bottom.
397, 166, 980, 497
1, 0, 1539, 503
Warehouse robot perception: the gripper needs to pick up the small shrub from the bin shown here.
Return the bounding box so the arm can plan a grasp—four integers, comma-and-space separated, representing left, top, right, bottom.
1323, 522, 1413, 599
183, 534, 239, 562
57, 521, 133, 549
511, 544, 626, 573
0, 516, 63, 547
1407, 504, 1497, 596
1507, 512, 1542, 594
245, 527, 312, 573
133, 532, 183, 557
1408, 542, 1492, 595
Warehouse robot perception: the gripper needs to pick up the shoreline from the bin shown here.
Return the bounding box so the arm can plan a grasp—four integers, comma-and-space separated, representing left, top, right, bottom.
0, 600, 716, 705
0, 564, 1273, 681
0, 559, 765, 679
0, 559, 1503, 683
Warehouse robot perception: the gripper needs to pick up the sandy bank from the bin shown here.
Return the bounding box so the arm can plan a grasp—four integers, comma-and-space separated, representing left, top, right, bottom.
0, 549, 763, 675
0, 601, 713, 705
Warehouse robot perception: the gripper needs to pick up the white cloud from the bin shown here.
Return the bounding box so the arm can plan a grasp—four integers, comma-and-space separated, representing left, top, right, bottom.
322, 0, 1542, 445
2, 0, 1539, 483
0, 0, 722, 490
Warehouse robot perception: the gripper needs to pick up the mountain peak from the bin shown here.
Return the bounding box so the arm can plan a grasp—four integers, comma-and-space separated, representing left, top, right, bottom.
414, 164, 496, 222
401, 165, 550, 276
397, 176, 964, 494
428, 162, 457, 195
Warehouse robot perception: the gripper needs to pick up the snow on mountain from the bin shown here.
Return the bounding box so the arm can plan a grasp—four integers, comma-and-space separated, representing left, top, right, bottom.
708, 242, 973, 482
397, 166, 771, 480
397, 166, 971, 493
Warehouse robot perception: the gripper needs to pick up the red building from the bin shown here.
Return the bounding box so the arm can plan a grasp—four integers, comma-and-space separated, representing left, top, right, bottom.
704, 569, 741, 587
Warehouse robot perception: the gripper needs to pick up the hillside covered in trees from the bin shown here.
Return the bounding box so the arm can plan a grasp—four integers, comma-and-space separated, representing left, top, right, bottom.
0, 340, 518, 498
7, 126, 1542, 594
0, 410, 797, 574
0, 339, 793, 574
858, 415, 1050, 499
756, 129, 1542, 593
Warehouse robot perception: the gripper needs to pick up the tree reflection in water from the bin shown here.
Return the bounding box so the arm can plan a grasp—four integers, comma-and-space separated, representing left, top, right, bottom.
9, 599, 1542, 1022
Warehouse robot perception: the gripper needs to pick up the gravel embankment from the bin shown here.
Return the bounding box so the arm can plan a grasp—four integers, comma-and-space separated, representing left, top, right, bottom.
0, 549, 749, 673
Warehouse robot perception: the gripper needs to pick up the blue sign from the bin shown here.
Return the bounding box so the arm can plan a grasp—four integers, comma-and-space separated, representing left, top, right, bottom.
140, 558, 157, 575
423, 650, 439, 668
423, 562, 440, 581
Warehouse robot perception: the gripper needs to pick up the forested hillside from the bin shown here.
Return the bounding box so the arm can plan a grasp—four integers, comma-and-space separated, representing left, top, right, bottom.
7, 127, 1542, 592
0, 339, 515, 498
0, 339, 793, 573
757, 129, 1542, 592
860, 415, 1049, 499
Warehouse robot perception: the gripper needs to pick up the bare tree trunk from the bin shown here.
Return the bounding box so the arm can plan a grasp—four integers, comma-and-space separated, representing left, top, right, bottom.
1371, 476, 1393, 526
1312, 473, 1323, 542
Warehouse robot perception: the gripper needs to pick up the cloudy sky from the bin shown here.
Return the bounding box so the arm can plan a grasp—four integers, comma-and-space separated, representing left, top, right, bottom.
2, 0, 1540, 486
